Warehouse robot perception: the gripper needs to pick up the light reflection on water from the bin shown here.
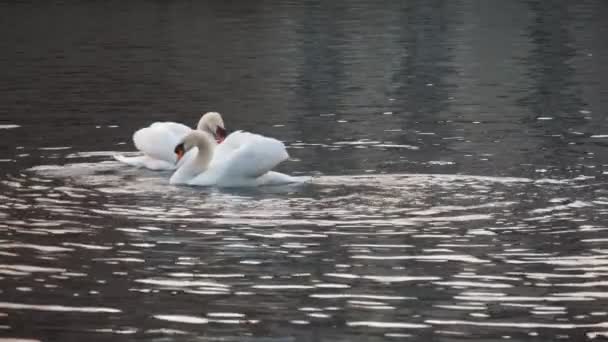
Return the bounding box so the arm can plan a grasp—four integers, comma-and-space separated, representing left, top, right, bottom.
2, 0, 608, 340
0, 158, 603, 341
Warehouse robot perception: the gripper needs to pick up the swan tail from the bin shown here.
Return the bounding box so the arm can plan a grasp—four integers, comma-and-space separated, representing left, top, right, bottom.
114, 154, 177, 171
113, 154, 145, 167
259, 172, 311, 186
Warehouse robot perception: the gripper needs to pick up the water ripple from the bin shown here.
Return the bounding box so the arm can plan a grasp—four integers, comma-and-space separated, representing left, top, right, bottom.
1, 160, 604, 341
0, 302, 120, 313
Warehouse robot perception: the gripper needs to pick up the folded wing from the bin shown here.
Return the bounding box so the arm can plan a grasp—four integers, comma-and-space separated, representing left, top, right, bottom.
133, 122, 192, 163
188, 131, 289, 186
219, 131, 289, 178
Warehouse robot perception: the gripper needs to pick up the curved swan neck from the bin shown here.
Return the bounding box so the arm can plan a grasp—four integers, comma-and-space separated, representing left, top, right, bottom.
169, 132, 215, 185
191, 132, 214, 169
196, 116, 211, 135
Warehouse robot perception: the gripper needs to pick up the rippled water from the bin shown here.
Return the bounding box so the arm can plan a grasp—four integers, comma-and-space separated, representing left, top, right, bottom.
2, 1, 608, 341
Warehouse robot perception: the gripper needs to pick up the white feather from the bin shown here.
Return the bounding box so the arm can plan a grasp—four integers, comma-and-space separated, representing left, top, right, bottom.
115, 112, 222, 171
176, 131, 301, 187
133, 122, 191, 163
112, 154, 176, 170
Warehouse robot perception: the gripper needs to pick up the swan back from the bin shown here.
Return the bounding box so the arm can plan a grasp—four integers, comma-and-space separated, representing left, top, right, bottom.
133, 122, 191, 163
188, 131, 289, 186
230, 135, 289, 178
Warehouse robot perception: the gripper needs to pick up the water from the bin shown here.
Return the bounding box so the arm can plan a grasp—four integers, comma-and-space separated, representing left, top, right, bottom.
1, 0, 608, 341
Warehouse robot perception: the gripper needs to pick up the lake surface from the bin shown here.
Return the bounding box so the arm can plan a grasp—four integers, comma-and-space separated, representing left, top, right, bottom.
2, 1, 608, 341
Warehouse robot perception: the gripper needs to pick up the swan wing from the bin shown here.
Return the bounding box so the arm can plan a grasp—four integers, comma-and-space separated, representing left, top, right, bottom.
150, 121, 191, 136
210, 130, 252, 165
133, 122, 192, 163
187, 132, 289, 186
219, 132, 289, 179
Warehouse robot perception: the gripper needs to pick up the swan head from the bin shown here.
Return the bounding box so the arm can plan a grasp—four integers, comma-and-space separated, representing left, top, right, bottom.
174, 131, 214, 164
197, 112, 227, 143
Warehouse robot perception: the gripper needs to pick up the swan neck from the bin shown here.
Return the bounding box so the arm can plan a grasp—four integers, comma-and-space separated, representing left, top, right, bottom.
169, 132, 214, 185
196, 118, 211, 136
194, 136, 213, 171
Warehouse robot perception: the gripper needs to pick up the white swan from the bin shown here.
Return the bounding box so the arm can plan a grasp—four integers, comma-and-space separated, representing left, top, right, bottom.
169, 130, 303, 187
114, 112, 227, 170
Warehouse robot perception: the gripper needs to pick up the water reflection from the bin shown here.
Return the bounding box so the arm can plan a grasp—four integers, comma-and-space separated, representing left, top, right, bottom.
1, 0, 608, 341
0, 159, 602, 340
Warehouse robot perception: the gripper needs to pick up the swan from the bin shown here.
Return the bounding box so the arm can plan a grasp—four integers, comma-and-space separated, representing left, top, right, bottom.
113, 112, 227, 170
169, 130, 303, 187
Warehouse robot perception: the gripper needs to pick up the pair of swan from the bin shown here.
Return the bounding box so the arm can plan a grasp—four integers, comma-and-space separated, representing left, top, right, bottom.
114, 112, 303, 187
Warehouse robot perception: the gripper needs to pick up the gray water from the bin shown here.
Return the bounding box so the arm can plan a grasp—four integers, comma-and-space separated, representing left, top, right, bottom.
2, 1, 608, 341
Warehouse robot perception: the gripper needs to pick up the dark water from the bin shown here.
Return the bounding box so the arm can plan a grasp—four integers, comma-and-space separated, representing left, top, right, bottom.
2, 1, 608, 341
